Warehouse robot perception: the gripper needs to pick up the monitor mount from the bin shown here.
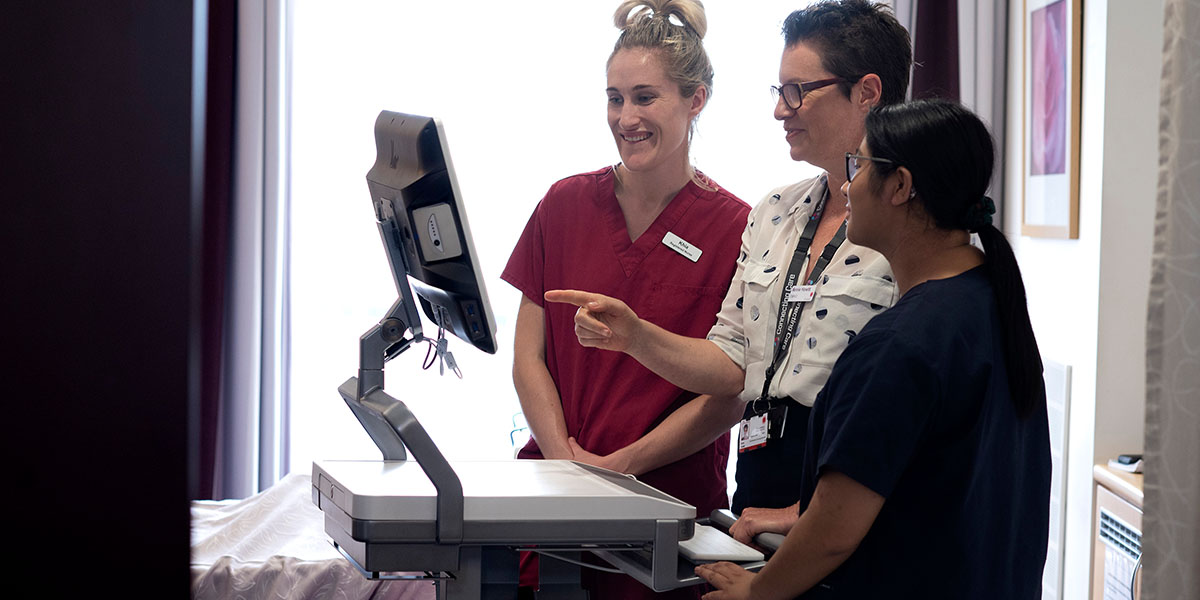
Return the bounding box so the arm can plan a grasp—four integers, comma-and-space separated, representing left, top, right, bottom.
337, 234, 464, 545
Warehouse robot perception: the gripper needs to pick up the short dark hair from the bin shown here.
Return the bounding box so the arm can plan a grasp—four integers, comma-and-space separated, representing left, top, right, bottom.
866, 99, 1044, 419
782, 0, 912, 105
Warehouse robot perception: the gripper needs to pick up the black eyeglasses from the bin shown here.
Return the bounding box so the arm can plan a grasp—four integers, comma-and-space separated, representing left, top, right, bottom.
845, 152, 896, 183
770, 78, 847, 110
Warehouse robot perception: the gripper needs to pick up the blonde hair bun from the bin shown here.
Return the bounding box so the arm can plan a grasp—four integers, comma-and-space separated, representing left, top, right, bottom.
613, 0, 708, 40
609, 0, 714, 103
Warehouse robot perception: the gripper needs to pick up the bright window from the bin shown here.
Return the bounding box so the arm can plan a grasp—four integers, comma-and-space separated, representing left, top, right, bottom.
287, 1, 820, 475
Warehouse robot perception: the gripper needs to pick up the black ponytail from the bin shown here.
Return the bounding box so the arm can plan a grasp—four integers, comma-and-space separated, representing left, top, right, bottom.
867, 99, 1044, 418
975, 224, 1044, 417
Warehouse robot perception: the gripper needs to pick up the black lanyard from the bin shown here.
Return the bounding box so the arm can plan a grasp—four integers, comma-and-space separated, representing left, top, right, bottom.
756, 185, 848, 406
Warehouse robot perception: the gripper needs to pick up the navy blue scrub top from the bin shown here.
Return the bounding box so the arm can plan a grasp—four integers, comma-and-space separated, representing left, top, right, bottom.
797, 266, 1051, 599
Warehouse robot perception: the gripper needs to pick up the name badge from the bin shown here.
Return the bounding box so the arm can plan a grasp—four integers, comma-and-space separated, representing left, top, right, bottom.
787, 284, 817, 303
738, 414, 769, 452
662, 231, 702, 263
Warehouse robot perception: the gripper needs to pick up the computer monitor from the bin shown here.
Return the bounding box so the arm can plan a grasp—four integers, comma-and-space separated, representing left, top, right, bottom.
365, 110, 498, 355
339, 111, 499, 464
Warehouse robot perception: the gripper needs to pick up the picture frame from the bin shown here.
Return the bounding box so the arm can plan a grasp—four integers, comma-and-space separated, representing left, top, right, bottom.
1021, 0, 1082, 239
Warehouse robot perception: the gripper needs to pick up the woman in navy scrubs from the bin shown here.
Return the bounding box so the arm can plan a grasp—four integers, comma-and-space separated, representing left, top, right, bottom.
695, 100, 1052, 599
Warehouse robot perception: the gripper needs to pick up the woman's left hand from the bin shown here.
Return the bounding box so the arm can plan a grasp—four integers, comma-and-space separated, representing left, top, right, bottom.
728, 505, 799, 544
695, 562, 757, 600
565, 437, 630, 473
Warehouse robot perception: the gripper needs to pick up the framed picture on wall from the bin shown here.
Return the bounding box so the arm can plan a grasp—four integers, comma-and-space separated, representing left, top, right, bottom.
1022, 0, 1081, 239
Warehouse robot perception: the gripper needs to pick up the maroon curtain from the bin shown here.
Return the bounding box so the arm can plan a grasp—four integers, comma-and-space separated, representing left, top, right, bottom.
912, 0, 960, 101
193, 0, 236, 501
3, 0, 202, 590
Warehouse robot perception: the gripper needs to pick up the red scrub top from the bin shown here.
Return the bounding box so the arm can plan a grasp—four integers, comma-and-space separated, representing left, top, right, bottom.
503, 166, 750, 516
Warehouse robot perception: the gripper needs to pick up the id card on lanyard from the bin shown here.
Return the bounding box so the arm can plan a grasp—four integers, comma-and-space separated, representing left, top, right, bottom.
738, 402, 790, 452
738, 182, 847, 453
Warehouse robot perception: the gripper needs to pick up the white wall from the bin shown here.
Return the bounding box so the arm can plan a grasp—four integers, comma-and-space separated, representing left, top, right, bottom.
1093, 0, 1162, 469
1003, 1, 1162, 598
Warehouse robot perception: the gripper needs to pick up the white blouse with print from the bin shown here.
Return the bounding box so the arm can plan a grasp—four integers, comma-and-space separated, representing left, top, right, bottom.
707, 175, 898, 406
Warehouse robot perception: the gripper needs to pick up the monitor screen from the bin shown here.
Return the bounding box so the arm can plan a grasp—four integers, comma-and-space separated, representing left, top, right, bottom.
365, 111, 498, 355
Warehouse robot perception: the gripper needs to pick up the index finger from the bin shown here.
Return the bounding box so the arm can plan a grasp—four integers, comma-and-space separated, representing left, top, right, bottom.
544, 289, 602, 309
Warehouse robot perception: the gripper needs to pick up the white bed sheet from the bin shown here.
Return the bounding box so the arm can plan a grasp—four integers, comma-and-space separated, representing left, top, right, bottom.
191, 472, 435, 600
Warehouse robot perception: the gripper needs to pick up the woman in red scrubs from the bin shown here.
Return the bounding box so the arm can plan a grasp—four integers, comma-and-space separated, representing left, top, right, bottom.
501, 1, 751, 598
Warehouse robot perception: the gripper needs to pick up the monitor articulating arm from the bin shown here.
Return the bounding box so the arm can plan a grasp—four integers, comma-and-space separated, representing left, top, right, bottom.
337, 274, 464, 545
356, 213, 428, 400
356, 300, 422, 401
